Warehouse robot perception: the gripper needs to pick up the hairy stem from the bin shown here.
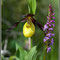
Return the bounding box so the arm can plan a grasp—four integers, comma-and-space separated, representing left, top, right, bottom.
28, 37, 31, 50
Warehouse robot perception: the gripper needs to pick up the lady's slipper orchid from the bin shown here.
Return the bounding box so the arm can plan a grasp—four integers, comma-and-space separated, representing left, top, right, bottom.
6, 14, 45, 37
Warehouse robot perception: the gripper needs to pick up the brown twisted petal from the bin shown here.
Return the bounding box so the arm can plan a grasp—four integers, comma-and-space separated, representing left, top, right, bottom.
36, 21, 43, 31
31, 18, 36, 25
21, 17, 27, 22
35, 21, 46, 35
6, 22, 20, 32
6, 17, 26, 32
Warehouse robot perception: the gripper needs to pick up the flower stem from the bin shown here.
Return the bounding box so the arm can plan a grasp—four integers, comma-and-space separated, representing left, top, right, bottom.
28, 37, 31, 50
43, 50, 47, 60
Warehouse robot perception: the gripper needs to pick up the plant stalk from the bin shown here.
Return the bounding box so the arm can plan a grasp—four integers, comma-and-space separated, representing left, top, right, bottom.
44, 50, 47, 60
28, 37, 31, 50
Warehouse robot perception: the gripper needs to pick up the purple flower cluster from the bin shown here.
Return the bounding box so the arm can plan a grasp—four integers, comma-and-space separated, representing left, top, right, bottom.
43, 4, 55, 53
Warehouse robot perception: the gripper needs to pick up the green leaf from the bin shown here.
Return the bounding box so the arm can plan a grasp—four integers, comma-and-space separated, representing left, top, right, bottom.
32, 50, 37, 60
28, 0, 36, 14
1, 55, 5, 60
19, 48, 27, 60
16, 43, 27, 60
9, 56, 20, 60
16, 43, 20, 51
25, 46, 37, 60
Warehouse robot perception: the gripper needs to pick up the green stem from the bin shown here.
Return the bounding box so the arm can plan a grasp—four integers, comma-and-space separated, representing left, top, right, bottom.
44, 50, 47, 60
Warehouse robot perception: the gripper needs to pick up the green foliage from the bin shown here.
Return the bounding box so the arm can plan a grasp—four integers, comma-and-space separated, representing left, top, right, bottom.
28, 0, 36, 14
16, 43, 37, 60
16, 43, 27, 60
2, 0, 58, 60
25, 46, 37, 60
9, 56, 19, 60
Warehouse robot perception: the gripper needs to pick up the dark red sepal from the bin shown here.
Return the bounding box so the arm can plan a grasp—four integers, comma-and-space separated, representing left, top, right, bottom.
36, 21, 46, 35
31, 18, 36, 25
36, 21, 43, 31
20, 18, 27, 22
6, 22, 20, 32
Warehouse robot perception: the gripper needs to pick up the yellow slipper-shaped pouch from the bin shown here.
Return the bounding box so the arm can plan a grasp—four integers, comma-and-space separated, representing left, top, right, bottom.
23, 22, 35, 37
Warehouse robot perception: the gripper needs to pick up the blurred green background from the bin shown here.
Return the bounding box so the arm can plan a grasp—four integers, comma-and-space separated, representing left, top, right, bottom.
2, 0, 59, 60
